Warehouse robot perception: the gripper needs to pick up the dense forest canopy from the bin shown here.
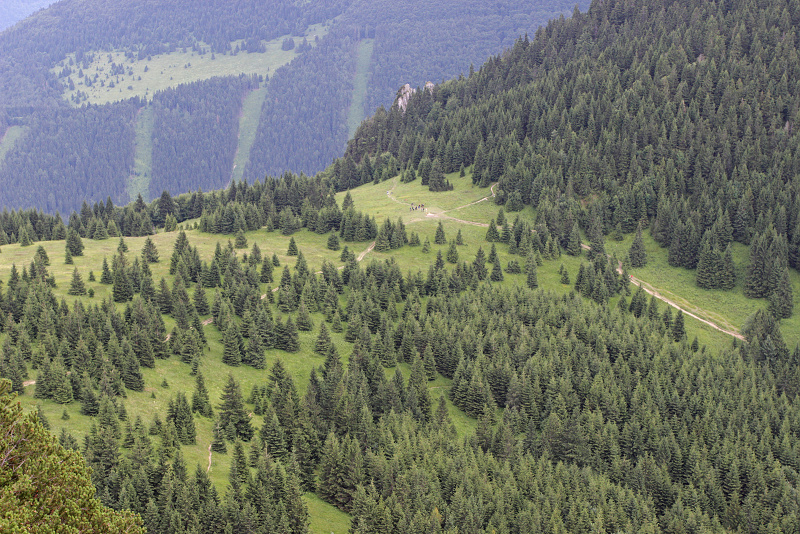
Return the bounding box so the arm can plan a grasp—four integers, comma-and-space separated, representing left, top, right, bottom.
342, 0, 800, 303
2, 0, 800, 532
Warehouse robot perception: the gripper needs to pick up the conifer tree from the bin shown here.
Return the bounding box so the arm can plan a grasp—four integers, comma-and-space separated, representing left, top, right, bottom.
210, 418, 227, 453
446, 242, 459, 264
327, 232, 340, 251
769, 266, 794, 319
234, 229, 247, 249
627, 224, 647, 268
672, 310, 686, 341
485, 218, 500, 242
490, 256, 504, 281
67, 268, 87, 296
434, 222, 446, 245
287, 237, 298, 256
192, 372, 214, 417
65, 228, 84, 257
141, 237, 159, 263
525, 254, 538, 289
473, 247, 488, 280
222, 322, 243, 366
315, 323, 332, 355
193, 283, 209, 315
100, 257, 113, 284
218, 374, 253, 441
565, 222, 582, 256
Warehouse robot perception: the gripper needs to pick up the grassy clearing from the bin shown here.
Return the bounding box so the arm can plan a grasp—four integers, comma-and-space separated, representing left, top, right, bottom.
6, 172, 782, 528
346, 39, 374, 139
128, 105, 154, 202
305, 492, 351, 534
231, 86, 269, 184
52, 22, 330, 106
0, 125, 27, 164
601, 230, 800, 347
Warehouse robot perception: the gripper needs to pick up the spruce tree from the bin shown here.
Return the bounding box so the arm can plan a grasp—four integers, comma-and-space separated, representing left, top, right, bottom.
627, 224, 647, 268
490, 256, 504, 281
222, 323, 243, 366
141, 237, 159, 263
473, 247, 488, 280
446, 241, 459, 263
67, 268, 86, 296
327, 232, 340, 251
218, 374, 253, 441
65, 228, 84, 256
769, 266, 794, 319
565, 222, 582, 256
100, 257, 113, 284
287, 237, 298, 256
525, 254, 538, 289
191, 373, 214, 417
672, 310, 686, 341
720, 246, 736, 290
485, 218, 500, 242
234, 229, 247, 249
434, 222, 446, 245
315, 323, 332, 355
210, 418, 227, 453
112, 255, 133, 303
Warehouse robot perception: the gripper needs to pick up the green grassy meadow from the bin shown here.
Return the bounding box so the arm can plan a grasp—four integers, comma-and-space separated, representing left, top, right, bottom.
345, 39, 374, 139
52, 22, 330, 106
0, 125, 26, 165
231, 86, 269, 184
4, 168, 786, 531
128, 105, 155, 202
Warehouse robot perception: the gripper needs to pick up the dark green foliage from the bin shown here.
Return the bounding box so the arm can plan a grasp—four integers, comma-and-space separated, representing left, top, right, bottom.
489, 256, 503, 282
234, 229, 247, 249
65, 228, 83, 257
222, 322, 243, 366
218, 374, 253, 441
287, 237, 298, 256
141, 237, 159, 263
627, 224, 647, 268
67, 268, 86, 296
769, 266, 794, 319
671, 310, 685, 342
192, 372, 214, 418
434, 222, 446, 245
446, 242, 458, 264
100, 257, 113, 284
327, 232, 340, 251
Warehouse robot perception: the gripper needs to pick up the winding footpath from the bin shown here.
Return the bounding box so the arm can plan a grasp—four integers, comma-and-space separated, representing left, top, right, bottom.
580, 244, 744, 340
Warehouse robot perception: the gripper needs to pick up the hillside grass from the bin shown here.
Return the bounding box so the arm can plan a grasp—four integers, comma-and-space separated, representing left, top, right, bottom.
0, 125, 27, 165
604, 230, 800, 348
128, 105, 154, 202
346, 39, 374, 139
52, 21, 330, 106
6, 170, 781, 528
231, 86, 269, 184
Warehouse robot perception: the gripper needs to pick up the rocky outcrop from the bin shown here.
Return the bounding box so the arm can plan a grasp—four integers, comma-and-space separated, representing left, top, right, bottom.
395, 81, 435, 112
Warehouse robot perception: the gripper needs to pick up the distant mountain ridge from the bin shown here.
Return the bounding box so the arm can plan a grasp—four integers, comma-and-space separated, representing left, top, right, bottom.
0, 0, 585, 215
0, 0, 53, 31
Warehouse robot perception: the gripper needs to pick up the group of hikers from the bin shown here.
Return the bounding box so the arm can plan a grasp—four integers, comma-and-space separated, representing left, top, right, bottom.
410, 203, 426, 211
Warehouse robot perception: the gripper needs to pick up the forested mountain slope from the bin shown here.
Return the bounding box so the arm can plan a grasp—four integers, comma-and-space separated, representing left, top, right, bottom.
343, 0, 800, 313
0, 0, 583, 215
2, 0, 800, 532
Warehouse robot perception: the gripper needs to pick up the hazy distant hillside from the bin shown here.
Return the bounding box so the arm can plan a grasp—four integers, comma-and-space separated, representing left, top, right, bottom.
0, 0, 585, 215
0, 0, 53, 31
